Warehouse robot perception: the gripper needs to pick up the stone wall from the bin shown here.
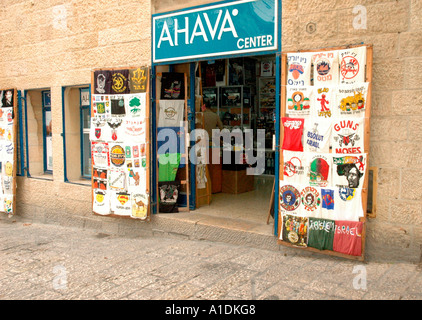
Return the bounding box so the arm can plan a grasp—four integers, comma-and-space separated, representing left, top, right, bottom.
0, 0, 421, 262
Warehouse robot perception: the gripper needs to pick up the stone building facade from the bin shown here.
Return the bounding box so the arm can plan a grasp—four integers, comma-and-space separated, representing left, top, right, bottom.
0, 0, 421, 262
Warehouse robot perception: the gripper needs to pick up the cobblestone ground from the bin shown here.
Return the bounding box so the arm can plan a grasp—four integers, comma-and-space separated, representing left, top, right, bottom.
1, 219, 421, 301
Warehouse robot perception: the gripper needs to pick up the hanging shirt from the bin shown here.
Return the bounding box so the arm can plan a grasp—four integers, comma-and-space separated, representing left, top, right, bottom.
332, 154, 367, 189
300, 185, 322, 217
110, 69, 130, 94
331, 118, 365, 154
283, 150, 307, 185
158, 153, 181, 182
158, 100, 185, 128
282, 117, 304, 152
279, 181, 302, 216
320, 188, 336, 220
333, 220, 363, 256
307, 218, 335, 251
160, 72, 185, 100
94, 70, 112, 95
131, 193, 148, 220
158, 181, 180, 213
93, 189, 110, 215
124, 93, 147, 118
312, 51, 339, 86
303, 118, 332, 153
338, 46, 367, 85
129, 67, 148, 93
110, 191, 132, 216
333, 187, 364, 222
285, 86, 314, 118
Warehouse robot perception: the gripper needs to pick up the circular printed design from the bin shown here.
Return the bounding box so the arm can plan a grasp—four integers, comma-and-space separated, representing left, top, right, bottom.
340, 56, 359, 80
112, 73, 127, 93
338, 187, 356, 201
280, 185, 300, 211
301, 186, 321, 211
316, 58, 331, 76
284, 157, 302, 178
110, 145, 125, 167
288, 231, 299, 243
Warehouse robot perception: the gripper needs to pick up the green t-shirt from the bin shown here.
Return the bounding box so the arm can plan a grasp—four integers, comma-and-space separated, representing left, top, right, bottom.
158, 153, 181, 182
307, 218, 335, 251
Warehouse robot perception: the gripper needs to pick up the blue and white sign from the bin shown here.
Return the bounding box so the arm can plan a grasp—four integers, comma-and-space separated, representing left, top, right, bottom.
153, 0, 278, 63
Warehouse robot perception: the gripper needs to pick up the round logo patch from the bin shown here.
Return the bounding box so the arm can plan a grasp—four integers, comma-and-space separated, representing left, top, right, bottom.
110, 145, 125, 167
340, 56, 359, 80
280, 185, 300, 211
301, 186, 321, 212
338, 187, 356, 201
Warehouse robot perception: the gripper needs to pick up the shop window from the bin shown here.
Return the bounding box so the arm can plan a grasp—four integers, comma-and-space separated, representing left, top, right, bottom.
24, 88, 53, 179
62, 85, 91, 183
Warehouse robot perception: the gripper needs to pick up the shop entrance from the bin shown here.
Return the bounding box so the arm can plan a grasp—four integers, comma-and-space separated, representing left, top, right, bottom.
154, 54, 278, 226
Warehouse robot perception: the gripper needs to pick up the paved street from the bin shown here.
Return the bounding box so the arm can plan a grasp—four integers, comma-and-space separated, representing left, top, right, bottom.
1, 218, 421, 302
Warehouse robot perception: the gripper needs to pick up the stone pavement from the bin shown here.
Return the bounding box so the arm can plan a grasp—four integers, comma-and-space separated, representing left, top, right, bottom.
0, 218, 421, 301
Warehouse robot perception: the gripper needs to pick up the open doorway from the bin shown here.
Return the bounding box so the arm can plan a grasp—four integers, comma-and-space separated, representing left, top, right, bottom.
155, 54, 277, 226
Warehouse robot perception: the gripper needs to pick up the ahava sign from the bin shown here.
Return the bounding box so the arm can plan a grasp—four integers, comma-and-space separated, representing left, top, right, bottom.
153, 0, 278, 63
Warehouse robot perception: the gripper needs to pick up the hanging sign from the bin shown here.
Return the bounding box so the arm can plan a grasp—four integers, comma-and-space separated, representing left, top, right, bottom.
152, 0, 278, 63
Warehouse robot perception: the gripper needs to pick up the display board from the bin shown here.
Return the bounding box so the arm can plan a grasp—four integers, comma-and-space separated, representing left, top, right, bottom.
90, 67, 151, 221
0, 88, 17, 216
278, 45, 373, 261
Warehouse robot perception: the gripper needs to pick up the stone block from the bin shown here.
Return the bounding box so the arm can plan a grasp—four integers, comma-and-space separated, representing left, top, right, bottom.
370, 117, 407, 142
391, 89, 422, 116
390, 200, 422, 226
376, 167, 400, 200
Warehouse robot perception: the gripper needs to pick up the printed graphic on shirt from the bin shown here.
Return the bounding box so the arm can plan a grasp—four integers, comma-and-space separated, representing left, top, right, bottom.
286, 52, 312, 86
313, 86, 336, 118
129, 67, 148, 93
339, 46, 367, 85
110, 191, 131, 216
92, 95, 111, 118
109, 144, 126, 168
303, 119, 332, 153
93, 189, 110, 215
160, 72, 185, 100
332, 118, 364, 154
308, 218, 335, 251
312, 51, 339, 86
124, 118, 146, 143
301, 186, 321, 215
111, 70, 130, 94
321, 189, 335, 210
92, 167, 107, 191
333, 220, 363, 256
131, 193, 148, 220
0, 108, 13, 125
282, 117, 304, 152
286, 86, 313, 118
94, 71, 111, 94
282, 214, 308, 247
283, 150, 307, 184
279, 183, 301, 214
336, 83, 369, 117
110, 95, 126, 116
308, 153, 332, 187
106, 117, 124, 142
124, 93, 147, 118
91, 142, 110, 168
108, 168, 127, 191
332, 154, 367, 189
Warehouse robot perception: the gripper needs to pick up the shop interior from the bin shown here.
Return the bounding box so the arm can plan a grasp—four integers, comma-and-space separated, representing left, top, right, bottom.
156, 54, 277, 226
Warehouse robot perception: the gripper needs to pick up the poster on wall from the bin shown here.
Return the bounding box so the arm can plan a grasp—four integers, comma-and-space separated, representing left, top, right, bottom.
91, 68, 150, 221
0, 88, 17, 216
279, 45, 371, 260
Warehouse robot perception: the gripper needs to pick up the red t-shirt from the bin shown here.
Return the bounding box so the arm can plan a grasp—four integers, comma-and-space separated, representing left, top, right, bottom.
333, 220, 363, 256
282, 117, 304, 151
